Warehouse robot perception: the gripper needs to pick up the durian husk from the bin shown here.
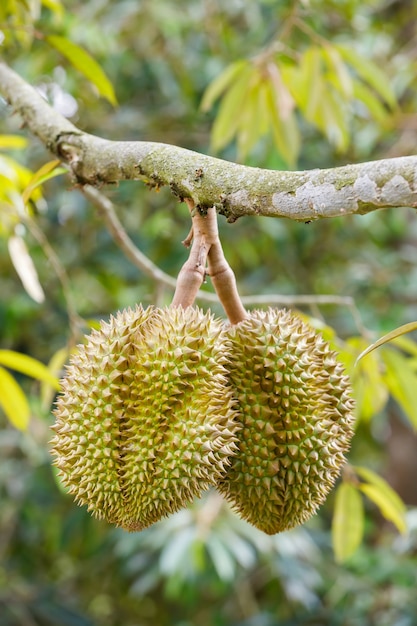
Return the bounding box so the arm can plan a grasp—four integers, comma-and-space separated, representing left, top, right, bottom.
217, 308, 355, 535
51, 305, 239, 531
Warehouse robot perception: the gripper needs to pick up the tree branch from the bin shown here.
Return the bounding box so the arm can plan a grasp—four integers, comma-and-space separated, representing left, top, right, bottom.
1, 61, 417, 222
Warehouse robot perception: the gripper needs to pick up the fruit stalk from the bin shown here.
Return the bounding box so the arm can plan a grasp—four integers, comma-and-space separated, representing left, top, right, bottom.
173, 199, 248, 324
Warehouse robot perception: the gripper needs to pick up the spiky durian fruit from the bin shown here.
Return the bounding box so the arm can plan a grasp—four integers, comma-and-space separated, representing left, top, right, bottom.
51, 305, 239, 531
217, 308, 355, 535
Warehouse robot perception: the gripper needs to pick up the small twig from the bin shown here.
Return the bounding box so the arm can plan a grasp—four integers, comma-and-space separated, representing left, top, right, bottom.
81, 184, 178, 291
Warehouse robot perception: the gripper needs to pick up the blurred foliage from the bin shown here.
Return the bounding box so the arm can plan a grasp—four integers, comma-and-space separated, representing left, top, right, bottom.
2, 0, 417, 624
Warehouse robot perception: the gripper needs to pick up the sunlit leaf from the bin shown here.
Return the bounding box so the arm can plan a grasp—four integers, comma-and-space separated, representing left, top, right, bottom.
265, 80, 300, 168
346, 337, 388, 421
0, 135, 28, 150
22, 159, 67, 205
8, 235, 45, 303
46, 35, 117, 105
382, 348, 417, 428
210, 64, 256, 152
0, 365, 30, 430
300, 47, 324, 121
322, 45, 353, 98
236, 76, 264, 159
356, 321, 417, 364
355, 466, 407, 534
0, 349, 60, 390
337, 45, 397, 109
332, 481, 364, 563
201, 60, 249, 112
391, 335, 417, 357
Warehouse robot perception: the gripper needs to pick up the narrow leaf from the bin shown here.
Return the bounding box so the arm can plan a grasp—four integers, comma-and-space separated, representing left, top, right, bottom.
301, 47, 324, 120
345, 337, 388, 422
359, 483, 406, 534
8, 235, 45, 303
382, 348, 417, 428
353, 81, 389, 124
355, 465, 406, 534
332, 481, 364, 563
337, 45, 397, 109
0, 135, 28, 150
210, 64, 255, 152
236, 77, 264, 159
46, 35, 117, 105
22, 159, 66, 205
322, 45, 353, 98
265, 80, 300, 168
201, 60, 248, 112
356, 321, 417, 364
0, 350, 60, 390
0, 366, 30, 430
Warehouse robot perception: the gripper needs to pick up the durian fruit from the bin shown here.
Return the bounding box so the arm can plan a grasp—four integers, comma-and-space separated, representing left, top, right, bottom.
51, 305, 239, 531
217, 308, 355, 535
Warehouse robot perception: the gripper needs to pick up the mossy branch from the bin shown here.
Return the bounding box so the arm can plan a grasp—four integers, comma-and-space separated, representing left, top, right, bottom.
1, 61, 417, 222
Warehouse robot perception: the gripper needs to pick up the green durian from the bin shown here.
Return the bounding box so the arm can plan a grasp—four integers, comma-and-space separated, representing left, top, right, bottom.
51, 305, 239, 531
217, 308, 355, 535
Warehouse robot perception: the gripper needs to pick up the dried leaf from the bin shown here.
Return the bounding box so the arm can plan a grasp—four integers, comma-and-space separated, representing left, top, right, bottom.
8, 235, 45, 303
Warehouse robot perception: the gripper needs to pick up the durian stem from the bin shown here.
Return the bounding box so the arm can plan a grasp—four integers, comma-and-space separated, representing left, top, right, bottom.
172, 201, 248, 323
171, 237, 207, 308
171, 199, 210, 308
207, 239, 248, 324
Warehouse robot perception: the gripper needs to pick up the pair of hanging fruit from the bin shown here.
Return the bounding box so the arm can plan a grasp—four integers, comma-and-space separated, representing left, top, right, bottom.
51, 303, 355, 534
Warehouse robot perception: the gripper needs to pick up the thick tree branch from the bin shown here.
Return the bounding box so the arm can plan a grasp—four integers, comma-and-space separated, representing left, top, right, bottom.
1, 61, 417, 222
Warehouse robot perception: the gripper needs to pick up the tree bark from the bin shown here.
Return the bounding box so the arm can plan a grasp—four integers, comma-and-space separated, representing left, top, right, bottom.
1, 61, 417, 222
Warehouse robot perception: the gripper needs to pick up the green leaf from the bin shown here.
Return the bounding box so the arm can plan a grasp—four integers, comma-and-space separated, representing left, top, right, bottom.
353, 81, 389, 125
356, 321, 417, 364
210, 64, 255, 152
22, 159, 67, 205
332, 481, 364, 563
319, 88, 349, 151
0, 365, 30, 430
322, 45, 353, 99
355, 466, 406, 534
265, 79, 300, 168
201, 60, 249, 112
235, 82, 261, 159
337, 45, 397, 109
300, 47, 324, 121
346, 337, 388, 422
382, 348, 417, 428
0, 350, 60, 390
0, 135, 28, 150
46, 35, 117, 105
